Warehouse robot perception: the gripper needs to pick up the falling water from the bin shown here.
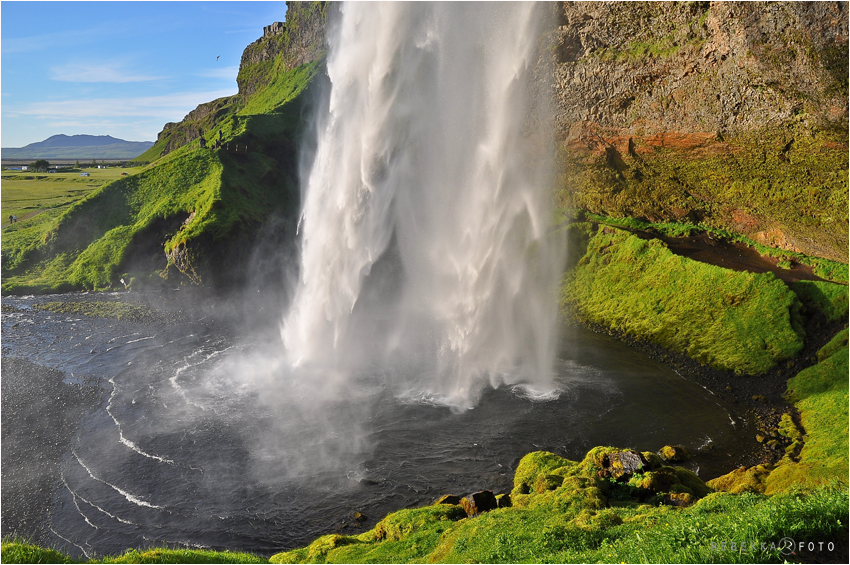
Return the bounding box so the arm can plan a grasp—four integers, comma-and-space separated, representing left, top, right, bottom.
282, 2, 564, 408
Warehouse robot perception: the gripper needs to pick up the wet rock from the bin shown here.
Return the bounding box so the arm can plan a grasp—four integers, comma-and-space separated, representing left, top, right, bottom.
641, 451, 663, 470
461, 491, 498, 517
598, 450, 648, 480
658, 445, 691, 463
352, 511, 367, 522
434, 494, 462, 506
662, 492, 696, 507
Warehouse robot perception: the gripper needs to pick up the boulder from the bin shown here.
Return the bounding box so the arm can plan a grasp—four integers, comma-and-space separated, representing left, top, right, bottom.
535, 473, 565, 493
658, 445, 691, 463
597, 450, 648, 480
434, 494, 462, 506
461, 491, 498, 517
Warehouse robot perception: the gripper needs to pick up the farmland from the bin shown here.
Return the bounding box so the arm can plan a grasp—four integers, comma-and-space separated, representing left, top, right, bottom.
1, 167, 143, 227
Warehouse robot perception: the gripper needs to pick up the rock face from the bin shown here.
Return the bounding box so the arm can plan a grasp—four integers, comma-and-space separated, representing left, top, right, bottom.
151, 2, 328, 158
150, 1, 846, 263
549, 1, 848, 262
236, 1, 329, 99
551, 1, 847, 134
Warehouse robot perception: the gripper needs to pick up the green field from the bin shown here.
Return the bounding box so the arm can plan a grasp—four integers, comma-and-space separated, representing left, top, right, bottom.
1, 167, 144, 226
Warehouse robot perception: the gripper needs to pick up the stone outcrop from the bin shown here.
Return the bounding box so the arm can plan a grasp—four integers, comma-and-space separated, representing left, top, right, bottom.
551, 1, 847, 135
460, 491, 498, 517
548, 1, 848, 262
237, 1, 329, 100
151, 2, 328, 158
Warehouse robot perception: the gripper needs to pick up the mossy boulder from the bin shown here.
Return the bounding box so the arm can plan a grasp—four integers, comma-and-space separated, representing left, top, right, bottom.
370, 505, 466, 542
658, 445, 691, 463
707, 465, 774, 494
512, 451, 574, 496
597, 449, 649, 480
642, 451, 664, 469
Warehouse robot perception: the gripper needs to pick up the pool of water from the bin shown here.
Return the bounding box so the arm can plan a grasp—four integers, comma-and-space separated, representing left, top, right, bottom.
1, 291, 747, 559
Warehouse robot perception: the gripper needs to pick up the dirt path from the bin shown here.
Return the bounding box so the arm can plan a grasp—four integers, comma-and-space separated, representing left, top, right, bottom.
611, 224, 837, 285
1, 208, 45, 229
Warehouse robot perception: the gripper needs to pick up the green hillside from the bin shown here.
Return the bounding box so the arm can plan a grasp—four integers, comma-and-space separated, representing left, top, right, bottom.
0, 59, 323, 294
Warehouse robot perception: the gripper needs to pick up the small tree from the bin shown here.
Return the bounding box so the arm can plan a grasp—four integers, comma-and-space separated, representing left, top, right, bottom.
75, 160, 80, 169
30, 159, 50, 172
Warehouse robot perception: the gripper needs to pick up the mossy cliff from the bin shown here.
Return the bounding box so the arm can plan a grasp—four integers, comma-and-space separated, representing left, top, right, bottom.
551, 1, 849, 262
1, 2, 328, 293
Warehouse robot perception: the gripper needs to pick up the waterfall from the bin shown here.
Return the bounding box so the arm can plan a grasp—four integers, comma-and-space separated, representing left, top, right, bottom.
281, 2, 564, 408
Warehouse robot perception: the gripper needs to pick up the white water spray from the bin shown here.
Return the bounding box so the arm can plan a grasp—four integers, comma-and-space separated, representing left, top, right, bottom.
282, 2, 564, 408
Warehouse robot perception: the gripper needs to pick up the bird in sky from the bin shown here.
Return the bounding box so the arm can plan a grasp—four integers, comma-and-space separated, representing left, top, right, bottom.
216, 55, 220, 61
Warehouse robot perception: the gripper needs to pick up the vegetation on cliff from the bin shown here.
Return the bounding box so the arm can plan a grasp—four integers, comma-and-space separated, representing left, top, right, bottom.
0, 2, 327, 294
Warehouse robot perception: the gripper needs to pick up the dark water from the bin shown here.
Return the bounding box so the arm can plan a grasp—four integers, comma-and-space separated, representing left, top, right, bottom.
1, 291, 746, 559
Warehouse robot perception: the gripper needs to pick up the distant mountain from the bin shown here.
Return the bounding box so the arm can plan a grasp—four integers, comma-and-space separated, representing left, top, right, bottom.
2, 135, 155, 160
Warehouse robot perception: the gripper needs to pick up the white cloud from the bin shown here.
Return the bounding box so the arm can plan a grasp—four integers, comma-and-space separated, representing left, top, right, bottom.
16, 90, 238, 121
196, 66, 241, 80
51, 62, 166, 83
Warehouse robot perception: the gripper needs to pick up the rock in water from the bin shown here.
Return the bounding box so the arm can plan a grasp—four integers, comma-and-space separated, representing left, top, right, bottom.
658, 445, 691, 463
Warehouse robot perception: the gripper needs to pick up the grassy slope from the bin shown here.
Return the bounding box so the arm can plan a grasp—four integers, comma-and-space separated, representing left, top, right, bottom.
562, 223, 808, 375
0, 60, 321, 294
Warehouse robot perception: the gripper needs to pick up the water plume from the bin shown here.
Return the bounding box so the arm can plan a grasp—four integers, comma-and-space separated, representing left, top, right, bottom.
282, 2, 564, 408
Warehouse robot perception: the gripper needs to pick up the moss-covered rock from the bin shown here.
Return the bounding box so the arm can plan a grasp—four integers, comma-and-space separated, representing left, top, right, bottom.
658, 445, 691, 463
707, 465, 774, 494
512, 451, 574, 496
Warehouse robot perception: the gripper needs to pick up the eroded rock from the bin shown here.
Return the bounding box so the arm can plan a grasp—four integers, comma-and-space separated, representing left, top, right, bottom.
461, 491, 498, 517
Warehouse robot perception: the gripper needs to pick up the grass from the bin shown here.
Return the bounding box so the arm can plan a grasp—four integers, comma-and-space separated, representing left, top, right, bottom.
580, 211, 850, 283
763, 329, 849, 493
1, 58, 318, 294
561, 223, 805, 375
1, 539, 76, 564
265, 446, 848, 564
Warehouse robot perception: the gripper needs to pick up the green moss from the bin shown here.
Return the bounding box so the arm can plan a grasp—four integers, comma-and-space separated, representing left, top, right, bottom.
512, 451, 574, 496
817, 327, 849, 362
792, 280, 849, 323
707, 465, 774, 494
658, 445, 691, 463
560, 125, 849, 263
1, 540, 76, 564
764, 332, 849, 494
96, 548, 265, 564
563, 226, 805, 374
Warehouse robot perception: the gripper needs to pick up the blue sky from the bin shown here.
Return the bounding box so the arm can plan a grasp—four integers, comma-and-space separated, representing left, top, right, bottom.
1, 1, 290, 147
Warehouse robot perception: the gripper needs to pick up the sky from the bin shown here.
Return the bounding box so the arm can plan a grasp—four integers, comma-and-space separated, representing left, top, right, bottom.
1, 1, 290, 147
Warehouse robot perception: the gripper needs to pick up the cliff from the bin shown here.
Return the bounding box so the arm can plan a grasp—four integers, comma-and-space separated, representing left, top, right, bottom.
550, 1, 848, 262
1, 2, 329, 293
140, 1, 329, 162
